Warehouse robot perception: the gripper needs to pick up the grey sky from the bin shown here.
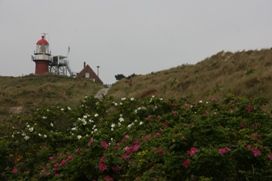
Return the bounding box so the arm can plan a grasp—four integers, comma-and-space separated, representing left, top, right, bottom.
0, 0, 271, 84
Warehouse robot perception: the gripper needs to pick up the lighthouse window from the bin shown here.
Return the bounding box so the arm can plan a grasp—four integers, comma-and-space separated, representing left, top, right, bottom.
40, 45, 46, 53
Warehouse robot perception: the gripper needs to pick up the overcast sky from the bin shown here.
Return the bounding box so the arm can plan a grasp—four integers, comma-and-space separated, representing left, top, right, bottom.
0, 0, 272, 84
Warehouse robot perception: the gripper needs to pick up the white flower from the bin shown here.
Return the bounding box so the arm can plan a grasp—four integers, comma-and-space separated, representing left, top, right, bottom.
42, 116, 47, 119
118, 122, 121, 127
111, 123, 115, 128
29, 127, 34, 132
199, 100, 202, 103
85, 96, 88, 98
119, 102, 123, 105
67, 106, 71, 110
121, 97, 126, 100
127, 124, 132, 128
83, 115, 87, 119
82, 120, 87, 125
89, 119, 93, 123
77, 135, 82, 140
119, 114, 123, 117
130, 98, 134, 101
61, 108, 64, 111
24, 136, 29, 140
94, 113, 99, 117
111, 138, 113, 141
111, 128, 114, 131
119, 118, 124, 122
38, 133, 42, 136
113, 102, 118, 106
134, 110, 138, 114
44, 134, 47, 138
50, 123, 54, 127
94, 128, 97, 132
71, 127, 77, 131
139, 121, 143, 125
22, 132, 26, 136
92, 125, 96, 128
152, 95, 155, 98
135, 119, 138, 122
160, 98, 163, 101
27, 125, 30, 128
47, 109, 49, 112
12, 134, 14, 138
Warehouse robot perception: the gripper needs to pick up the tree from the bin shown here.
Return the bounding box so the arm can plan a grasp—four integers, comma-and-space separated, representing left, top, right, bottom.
115, 74, 126, 80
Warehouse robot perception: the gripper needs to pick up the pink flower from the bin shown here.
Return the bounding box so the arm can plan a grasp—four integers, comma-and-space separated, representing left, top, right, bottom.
112, 166, 120, 172
59, 153, 63, 157
157, 148, 163, 154
183, 159, 189, 167
75, 148, 80, 153
134, 139, 139, 144
156, 115, 162, 119
124, 135, 130, 139
99, 163, 107, 171
123, 153, 129, 159
55, 173, 60, 177
61, 159, 66, 166
173, 103, 177, 107
114, 145, 119, 150
229, 109, 233, 113
101, 141, 109, 149
67, 155, 73, 160
163, 122, 167, 127
88, 137, 94, 147
240, 122, 246, 127
43, 146, 47, 149
172, 111, 177, 115
211, 98, 218, 102
104, 175, 113, 181
247, 104, 252, 112
205, 111, 209, 115
154, 132, 161, 138
187, 147, 198, 156
246, 144, 252, 149
99, 156, 106, 164
253, 122, 259, 128
146, 115, 152, 120
12, 168, 18, 173
54, 163, 60, 168
49, 156, 54, 160
252, 147, 261, 157
218, 147, 230, 155
253, 132, 259, 139
133, 144, 140, 151
268, 154, 272, 160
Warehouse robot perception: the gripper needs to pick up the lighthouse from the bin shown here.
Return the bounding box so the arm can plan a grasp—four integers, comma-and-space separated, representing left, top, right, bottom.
32, 35, 51, 74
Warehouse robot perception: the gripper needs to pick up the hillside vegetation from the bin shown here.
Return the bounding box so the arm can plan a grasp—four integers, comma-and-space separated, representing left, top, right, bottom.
0, 73, 103, 117
108, 48, 272, 108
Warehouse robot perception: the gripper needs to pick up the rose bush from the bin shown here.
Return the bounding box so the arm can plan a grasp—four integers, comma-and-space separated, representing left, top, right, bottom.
1, 95, 272, 180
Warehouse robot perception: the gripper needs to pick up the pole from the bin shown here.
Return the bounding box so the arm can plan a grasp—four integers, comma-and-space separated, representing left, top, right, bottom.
97, 66, 100, 83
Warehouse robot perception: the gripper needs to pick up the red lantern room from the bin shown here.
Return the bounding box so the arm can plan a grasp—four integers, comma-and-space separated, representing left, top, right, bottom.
32, 35, 52, 74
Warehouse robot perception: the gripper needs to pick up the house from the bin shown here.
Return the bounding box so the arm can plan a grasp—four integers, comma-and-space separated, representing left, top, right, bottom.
76, 62, 103, 84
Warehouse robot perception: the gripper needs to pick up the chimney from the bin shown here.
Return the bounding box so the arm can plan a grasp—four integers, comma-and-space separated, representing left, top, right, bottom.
84, 62, 86, 68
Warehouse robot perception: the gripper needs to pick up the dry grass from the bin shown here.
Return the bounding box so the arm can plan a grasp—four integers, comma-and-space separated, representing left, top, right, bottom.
0, 73, 103, 117
108, 48, 272, 108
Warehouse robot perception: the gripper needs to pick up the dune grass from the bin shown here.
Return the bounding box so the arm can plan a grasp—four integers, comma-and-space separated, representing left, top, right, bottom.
108, 48, 272, 109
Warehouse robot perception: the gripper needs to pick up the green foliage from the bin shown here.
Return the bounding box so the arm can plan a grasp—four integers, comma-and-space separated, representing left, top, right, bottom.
1, 95, 272, 180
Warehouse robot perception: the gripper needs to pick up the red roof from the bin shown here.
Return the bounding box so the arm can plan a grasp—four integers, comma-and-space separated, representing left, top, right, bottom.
36, 36, 49, 45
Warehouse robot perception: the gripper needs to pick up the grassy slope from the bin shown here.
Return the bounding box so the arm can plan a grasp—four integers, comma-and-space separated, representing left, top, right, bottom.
0, 73, 103, 117
108, 48, 272, 108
